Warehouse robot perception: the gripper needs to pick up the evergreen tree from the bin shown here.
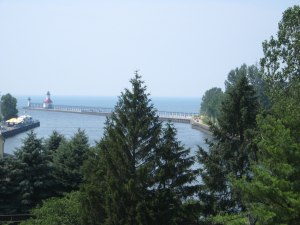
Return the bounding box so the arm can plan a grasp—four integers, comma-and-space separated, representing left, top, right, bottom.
81, 72, 161, 225
44, 130, 65, 159
0, 156, 21, 214
42, 131, 66, 198
80, 147, 106, 225
228, 6, 300, 225
231, 80, 300, 225
53, 129, 90, 193
197, 74, 259, 223
153, 122, 198, 225
14, 131, 54, 212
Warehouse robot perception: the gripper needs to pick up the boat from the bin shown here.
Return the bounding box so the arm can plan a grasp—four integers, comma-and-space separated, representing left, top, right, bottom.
0, 115, 40, 138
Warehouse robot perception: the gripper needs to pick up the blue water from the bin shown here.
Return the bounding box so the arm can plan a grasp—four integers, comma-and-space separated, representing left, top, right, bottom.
4, 96, 208, 156
17, 95, 201, 113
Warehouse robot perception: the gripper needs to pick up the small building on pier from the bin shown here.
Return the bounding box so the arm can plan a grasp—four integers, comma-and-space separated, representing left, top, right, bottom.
43, 91, 53, 109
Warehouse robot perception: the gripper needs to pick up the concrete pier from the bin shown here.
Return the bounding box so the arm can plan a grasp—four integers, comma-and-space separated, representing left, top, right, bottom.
26, 103, 198, 123
25, 103, 211, 134
1, 121, 40, 139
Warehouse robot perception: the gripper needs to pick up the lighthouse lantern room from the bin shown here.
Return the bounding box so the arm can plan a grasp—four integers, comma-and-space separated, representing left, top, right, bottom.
43, 91, 53, 109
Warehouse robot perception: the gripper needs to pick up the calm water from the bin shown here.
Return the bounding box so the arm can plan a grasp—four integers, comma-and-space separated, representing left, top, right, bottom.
4, 96, 208, 155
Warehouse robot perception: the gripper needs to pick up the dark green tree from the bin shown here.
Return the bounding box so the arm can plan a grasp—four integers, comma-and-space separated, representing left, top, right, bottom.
81, 72, 162, 225
1, 93, 18, 120
44, 130, 65, 159
200, 87, 224, 123
42, 131, 66, 198
14, 131, 54, 212
225, 64, 269, 109
80, 147, 106, 225
153, 122, 199, 225
197, 74, 259, 223
227, 6, 300, 225
230, 81, 300, 225
53, 129, 90, 193
0, 156, 21, 214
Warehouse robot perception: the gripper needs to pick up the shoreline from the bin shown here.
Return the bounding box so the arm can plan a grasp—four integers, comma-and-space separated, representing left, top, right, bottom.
24, 106, 211, 134
190, 118, 211, 134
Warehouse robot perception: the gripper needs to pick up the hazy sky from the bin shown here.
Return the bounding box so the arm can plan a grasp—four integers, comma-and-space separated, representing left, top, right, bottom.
0, 0, 299, 97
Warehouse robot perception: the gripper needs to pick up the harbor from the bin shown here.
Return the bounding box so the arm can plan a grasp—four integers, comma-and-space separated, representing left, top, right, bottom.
0, 115, 40, 158
1, 119, 40, 138
0, 114, 40, 138
1, 93, 210, 157
25, 91, 210, 129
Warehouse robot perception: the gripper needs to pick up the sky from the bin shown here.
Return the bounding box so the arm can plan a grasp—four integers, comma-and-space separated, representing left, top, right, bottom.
0, 0, 299, 97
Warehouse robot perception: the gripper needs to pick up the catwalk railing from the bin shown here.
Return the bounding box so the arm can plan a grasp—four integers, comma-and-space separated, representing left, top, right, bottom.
27, 103, 198, 121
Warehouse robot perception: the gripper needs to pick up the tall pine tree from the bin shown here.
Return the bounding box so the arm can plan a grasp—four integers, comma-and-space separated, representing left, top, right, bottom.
81, 72, 200, 224
0, 156, 21, 214
81, 73, 161, 225
153, 122, 198, 225
44, 130, 65, 160
53, 129, 90, 193
14, 131, 55, 212
229, 6, 300, 225
197, 73, 259, 223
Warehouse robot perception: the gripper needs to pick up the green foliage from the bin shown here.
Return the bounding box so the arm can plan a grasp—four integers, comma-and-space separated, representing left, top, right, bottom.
53, 129, 90, 193
200, 87, 224, 123
14, 131, 55, 212
212, 213, 249, 225
225, 64, 269, 109
219, 75, 258, 141
261, 5, 300, 93
81, 73, 198, 225
232, 80, 300, 225
1, 93, 18, 120
0, 156, 21, 214
20, 192, 82, 225
225, 7, 300, 225
197, 74, 259, 222
80, 147, 106, 225
44, 130, 65, 158
153, 122, 198, 224
95, 72, 161, 225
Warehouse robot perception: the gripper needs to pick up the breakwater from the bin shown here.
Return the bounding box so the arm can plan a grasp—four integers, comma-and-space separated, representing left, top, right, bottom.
25, 103, 210, 133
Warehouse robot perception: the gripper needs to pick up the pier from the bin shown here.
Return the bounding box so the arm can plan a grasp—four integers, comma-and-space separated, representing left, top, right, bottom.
25, 103, 210, 132
0, 121, 40, 139
27, 103, 200, 123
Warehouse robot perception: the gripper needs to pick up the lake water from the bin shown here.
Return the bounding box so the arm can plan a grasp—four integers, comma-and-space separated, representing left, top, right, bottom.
4, 96, 209, 156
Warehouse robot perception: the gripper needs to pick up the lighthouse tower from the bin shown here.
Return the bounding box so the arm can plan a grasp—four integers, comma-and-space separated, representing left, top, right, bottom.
27, 97, 31, 108
43, 91, 53, 109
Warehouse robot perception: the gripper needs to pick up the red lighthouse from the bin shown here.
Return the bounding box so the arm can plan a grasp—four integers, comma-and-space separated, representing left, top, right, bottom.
43, 91, 53, 109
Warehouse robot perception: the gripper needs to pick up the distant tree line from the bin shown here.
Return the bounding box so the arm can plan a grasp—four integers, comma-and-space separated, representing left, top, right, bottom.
197, 5, 300, 225
0, 5, 299, 225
